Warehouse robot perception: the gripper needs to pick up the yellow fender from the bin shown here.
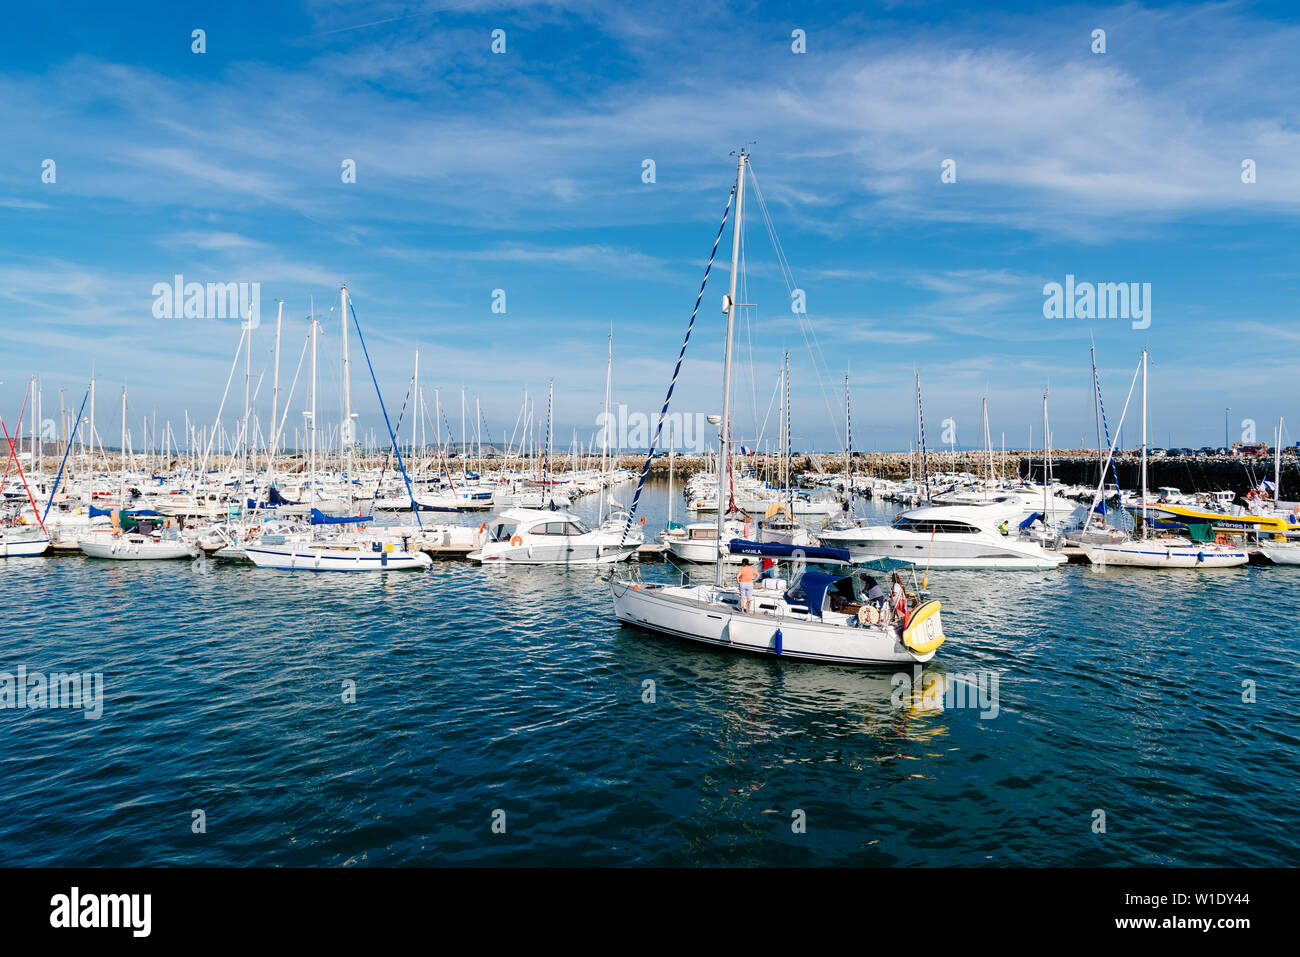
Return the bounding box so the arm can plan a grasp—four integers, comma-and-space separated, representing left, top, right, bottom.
902, 600, 945, 654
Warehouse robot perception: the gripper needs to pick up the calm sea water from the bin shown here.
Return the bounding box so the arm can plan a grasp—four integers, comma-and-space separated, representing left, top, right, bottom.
1, 482, 1297, 867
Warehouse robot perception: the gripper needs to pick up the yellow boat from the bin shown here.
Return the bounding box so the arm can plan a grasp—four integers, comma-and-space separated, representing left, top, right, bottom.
1136, 503, 1300, 540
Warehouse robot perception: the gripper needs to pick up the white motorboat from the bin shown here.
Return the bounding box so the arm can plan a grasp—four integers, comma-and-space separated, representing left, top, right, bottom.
665, 519, 746, 563
469, 507, 637, 565
818, 504, 1067, 570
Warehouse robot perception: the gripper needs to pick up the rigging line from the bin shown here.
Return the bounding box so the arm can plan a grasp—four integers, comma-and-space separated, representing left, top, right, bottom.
740, 214, 759, 445
619, 185, 736, 547
346, 298, 423, 529
372, 379, 413, 497
754, 369, 783, 457
271, 332, 312, 463
747, 163, 843, 449
42, 386, 89, 524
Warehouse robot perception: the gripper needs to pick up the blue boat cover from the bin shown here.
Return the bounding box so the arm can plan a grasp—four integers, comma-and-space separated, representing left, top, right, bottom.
310, 508, 373, 525
89, 505, 161, 518
727, 538, 851, 564
1019, 512, 1043, 530
268, 486, 300, 506
784, 570, 840, 618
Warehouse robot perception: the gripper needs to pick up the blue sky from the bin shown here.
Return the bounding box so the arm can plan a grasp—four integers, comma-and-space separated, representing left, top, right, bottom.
2, 0, 1299, 453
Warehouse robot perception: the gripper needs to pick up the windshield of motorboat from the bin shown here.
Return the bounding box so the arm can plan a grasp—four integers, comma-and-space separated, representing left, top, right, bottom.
490, 522, 518, 542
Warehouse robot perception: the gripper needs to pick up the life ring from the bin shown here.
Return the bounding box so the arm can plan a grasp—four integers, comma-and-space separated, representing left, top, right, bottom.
1214, 534, 1229, 545
640, 517, 646, 525
1247, 491, 1258, 501
510, 535, 523, 546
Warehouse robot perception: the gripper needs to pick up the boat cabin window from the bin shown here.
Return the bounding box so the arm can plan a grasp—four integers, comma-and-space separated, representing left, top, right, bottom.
892, 518, 980, 534
534, 522, 579, 536
688, 527, 717, 540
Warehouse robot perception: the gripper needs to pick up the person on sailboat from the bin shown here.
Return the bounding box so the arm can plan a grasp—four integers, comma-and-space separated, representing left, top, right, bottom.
758, 556, 775, 582
889, 573, 909, 626
997, 520, 1009, 536
737, 559, 758, 613
862, 575, 887, 609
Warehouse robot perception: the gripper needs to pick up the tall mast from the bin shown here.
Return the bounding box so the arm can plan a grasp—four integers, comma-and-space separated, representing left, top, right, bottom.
1091, 340, 1103, 483
714, 148, 747, 587
982, 394, 990, 491
784, 350, 791, 508
119, 385, 126, 510
310, 312, 318, 514
87, 377, 95, 464
1042, 390, 1049, 521
243, 303, 252, 495
844, 371, 850, 497
1140, 348, 1148, 539
1275, 417, 1283, 506
271, 301, 283, 460
411, 348, 420, 467
602, 332, 612, 523
340, 285, 353, 477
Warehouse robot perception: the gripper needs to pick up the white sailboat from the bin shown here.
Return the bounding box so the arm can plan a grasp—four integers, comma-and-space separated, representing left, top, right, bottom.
77, 386, 199, 560
0, 532, 50, 557
244, 532, 431, 571
1084, 350, 1247, 568
611, 150, 947, 665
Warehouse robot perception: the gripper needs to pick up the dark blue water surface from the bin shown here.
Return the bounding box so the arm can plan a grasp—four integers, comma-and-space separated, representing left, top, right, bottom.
1, 483, 1297, 866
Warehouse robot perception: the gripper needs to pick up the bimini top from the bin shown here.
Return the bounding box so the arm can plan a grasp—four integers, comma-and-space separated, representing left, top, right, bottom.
783, 566, 908, 617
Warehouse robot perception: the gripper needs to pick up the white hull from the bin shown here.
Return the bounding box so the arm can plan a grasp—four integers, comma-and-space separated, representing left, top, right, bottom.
78, 538, 198, 560
0, 537, 50, 557
470, 506, 637, 565
818, 526, 1066, 570
1083, 541, 1248, 568
473, 543, 636, 565
611, 581, 939, 666
1260, 544, 1300, 565
245, 543, 431, 571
